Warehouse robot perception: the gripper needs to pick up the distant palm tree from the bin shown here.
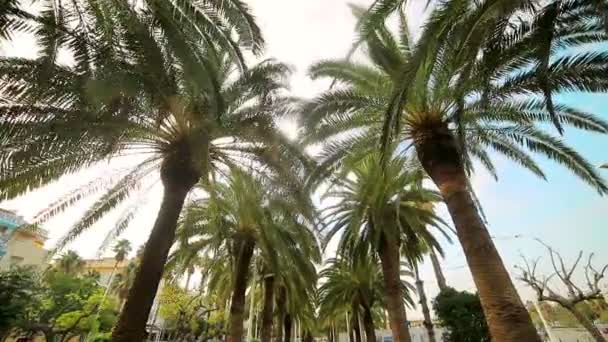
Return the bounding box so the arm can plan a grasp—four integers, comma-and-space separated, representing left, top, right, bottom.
112, 261, 138, 310
303, 3, 608, 340
320, 152, 448, 341
174, 169, 319, 342
105, 239, 132, 288
319, 256, 415, 342
56, 250, 85, 276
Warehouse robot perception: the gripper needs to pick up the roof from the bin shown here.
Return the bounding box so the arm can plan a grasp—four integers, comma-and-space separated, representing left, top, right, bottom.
0, 208, 27, 229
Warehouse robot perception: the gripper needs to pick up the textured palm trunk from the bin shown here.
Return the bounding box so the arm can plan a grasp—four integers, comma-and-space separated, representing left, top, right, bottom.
429, 249, 447, 291
362, 304, 377, 342
275, 287, 286, 342
378, 234, 412, 342
351, 307, 362, 342
227, 238, 256, 342
184, 268, 193, 291
112, 177, 194, 342
261, 275, 275, 342
284, 314, 293, 342
414, 267, 436, 342
303, 331, 314, 342
565, 304, 606, 342
416, 128, 540, 342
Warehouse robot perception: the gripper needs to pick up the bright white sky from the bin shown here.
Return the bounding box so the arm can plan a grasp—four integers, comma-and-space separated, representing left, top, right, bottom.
1, 0, 606, 320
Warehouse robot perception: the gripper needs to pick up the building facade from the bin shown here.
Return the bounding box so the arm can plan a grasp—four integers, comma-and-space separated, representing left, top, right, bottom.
83, 257, 130, 287
0, 209, 49, 271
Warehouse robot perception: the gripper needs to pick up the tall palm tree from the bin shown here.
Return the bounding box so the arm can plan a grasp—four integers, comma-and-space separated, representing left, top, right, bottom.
165, 230, 211, 291
319, 152, 448, 342
428, 249, 447, 291
303, 3, 608, 339
55, 250, 85, 275
174, 169, 319, 342
402, 242, 440, 342
111, 260, 138, 310
319, 255, 415, 342
0, 1, 289, 340
107, 239, 132, 287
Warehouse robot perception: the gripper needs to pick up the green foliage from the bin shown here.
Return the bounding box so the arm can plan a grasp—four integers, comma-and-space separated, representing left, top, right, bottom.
175, 168, 320, 321
111, 239, 132, 264
320, 151, 448, 260
9, 269, 118, 340
0, 0, 306, 257
433, 288, 490, 342
55, 250, 85, 275
158, 284, 220, 340
0, 267, 39, 333
302, 1, 608, 195
318, 255, 413, 327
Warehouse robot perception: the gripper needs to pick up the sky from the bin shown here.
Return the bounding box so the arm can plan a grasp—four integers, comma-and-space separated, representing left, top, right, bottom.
1, 0, 608, 320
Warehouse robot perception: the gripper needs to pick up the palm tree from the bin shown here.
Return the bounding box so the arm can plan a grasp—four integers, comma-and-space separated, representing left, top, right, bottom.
0, 1, 292, 340
319, 152, 447, 342
174, 169, 319, 342
165, 231, 211, 291
402, 242, 440, 342
319, 255, 415, 342
106, 239, 132, 287
111, 261, 138, 310
55, 250, 85, 275
428, 249, 447, 291
303, 3, 608, 339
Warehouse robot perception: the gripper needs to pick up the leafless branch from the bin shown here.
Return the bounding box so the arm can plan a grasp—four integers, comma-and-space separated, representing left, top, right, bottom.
519, 241, 607, 307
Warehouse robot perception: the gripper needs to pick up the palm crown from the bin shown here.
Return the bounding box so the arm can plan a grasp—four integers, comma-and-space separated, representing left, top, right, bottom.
112, 239, 132, 264
318, 256, 415, 321
303, 2, 608, 192
0, 0, 306, 244
321, 152, 448, 254
56, 250, 85, 276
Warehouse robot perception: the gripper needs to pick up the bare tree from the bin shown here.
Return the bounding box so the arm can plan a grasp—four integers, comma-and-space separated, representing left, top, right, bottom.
517, 241, 608, 342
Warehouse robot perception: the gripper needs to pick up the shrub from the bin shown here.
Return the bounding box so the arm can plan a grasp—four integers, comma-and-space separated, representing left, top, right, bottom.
433, 287, 490, 342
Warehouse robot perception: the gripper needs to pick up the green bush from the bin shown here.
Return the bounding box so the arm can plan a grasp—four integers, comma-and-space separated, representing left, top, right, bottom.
92, 332, 112, 342
433, 287, 491, 342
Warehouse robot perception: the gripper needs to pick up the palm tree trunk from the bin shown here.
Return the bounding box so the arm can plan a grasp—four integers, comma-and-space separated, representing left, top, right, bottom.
303, 331, 313, 342
261, 275, 275, 342
284, 314, 293, 342
246, 262, 258, 342
276, 287, 286, 342
429, 249, 447, 291
361, 304, 377, 342
564, 304, 606, 342
378, 234, 412, 342
227, 238, 256, 342
112, 181, 193, 342
351, 306, 362, 342
416, 131, 540, 342
413, 266, 435, 342
184, 269, 193, 291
